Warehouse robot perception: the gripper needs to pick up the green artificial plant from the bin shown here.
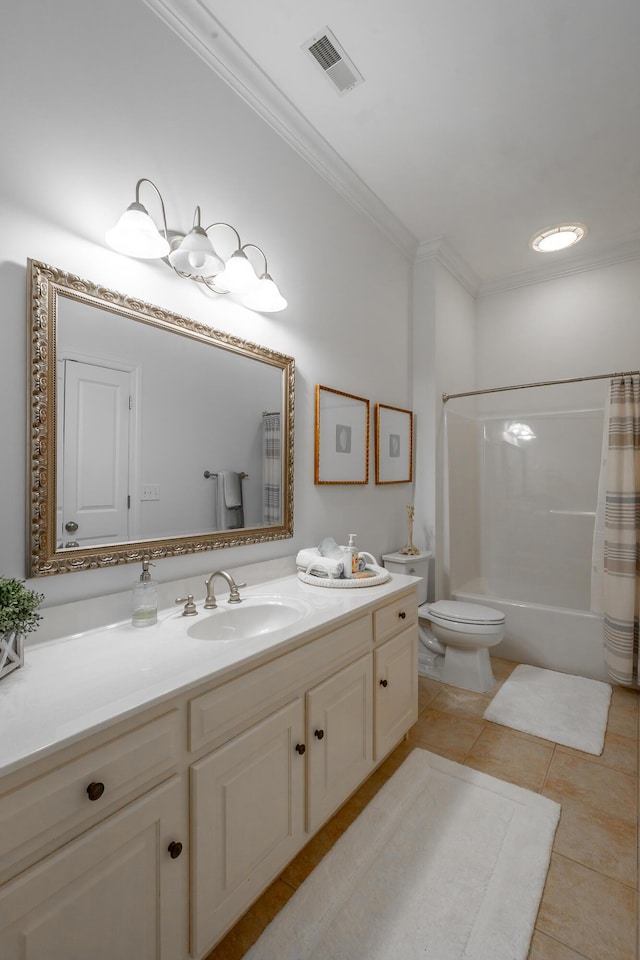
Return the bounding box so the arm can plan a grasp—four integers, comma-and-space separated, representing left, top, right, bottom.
0, 576, 44, 636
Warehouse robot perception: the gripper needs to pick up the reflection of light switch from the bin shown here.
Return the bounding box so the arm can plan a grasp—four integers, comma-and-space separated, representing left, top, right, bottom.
141, 483, 160, 501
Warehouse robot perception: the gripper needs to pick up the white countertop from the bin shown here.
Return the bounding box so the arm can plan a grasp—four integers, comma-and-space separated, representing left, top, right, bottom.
0, 572, 419, 778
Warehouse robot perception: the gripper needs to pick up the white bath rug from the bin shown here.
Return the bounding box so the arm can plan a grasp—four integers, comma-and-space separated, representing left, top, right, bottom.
245, 748, 560, 960
484, 664, 612, 755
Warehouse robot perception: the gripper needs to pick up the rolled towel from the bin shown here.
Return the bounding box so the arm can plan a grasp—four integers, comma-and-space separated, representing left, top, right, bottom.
296, 548, 343, 578
296, 547, 322, 568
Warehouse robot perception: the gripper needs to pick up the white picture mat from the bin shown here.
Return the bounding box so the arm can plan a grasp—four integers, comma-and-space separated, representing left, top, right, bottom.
377, 405, 412, 482
316, 388, 368, 483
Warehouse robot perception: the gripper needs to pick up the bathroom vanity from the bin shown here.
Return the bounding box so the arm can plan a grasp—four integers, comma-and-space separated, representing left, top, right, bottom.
0, 572, 418, 958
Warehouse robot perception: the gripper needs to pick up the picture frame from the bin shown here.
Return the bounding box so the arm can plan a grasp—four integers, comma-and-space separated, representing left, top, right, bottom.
375, 403, 413, 484
315, 385, 370, 484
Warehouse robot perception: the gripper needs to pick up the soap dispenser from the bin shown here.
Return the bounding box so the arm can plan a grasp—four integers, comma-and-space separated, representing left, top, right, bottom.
343, 533, 358, 579
132, 559, 158, 627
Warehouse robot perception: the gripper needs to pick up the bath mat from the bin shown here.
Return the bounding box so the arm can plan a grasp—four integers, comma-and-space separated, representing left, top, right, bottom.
245, 748, 560, 960
484, 664, 612, 755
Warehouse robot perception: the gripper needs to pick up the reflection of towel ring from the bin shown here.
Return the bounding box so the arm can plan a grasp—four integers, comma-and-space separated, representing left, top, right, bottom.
203, 471, 248, 479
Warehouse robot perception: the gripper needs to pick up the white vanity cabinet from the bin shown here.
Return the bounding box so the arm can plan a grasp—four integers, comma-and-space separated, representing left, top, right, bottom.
0, 713, 188, 959
190, 697, 306, 957
305, 652, 374, 833
0, 577, 419, 960
373, 593, 419, 760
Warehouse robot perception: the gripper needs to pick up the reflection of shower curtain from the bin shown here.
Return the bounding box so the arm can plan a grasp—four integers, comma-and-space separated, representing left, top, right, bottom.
603, 375, 640, 685
263, 412, 281, 525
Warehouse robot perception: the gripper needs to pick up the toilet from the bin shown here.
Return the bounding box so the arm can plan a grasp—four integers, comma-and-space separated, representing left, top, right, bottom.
418, 600, 505, 693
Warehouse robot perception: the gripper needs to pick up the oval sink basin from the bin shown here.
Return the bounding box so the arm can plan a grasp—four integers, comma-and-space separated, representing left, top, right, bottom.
186, 596, 313, 642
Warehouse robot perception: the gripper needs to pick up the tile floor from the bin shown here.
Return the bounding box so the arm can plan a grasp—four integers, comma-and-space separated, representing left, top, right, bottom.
205, 657, 639, 960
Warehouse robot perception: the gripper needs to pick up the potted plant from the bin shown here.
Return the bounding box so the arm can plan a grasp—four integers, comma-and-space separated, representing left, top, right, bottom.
0, 576, 44, 679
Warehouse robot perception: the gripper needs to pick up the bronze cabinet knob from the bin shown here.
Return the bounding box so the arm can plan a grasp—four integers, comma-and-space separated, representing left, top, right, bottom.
168, 841, 183, 859
398, 610, 407, 619
295, 743, 306, 755
314, 729, 325, 740
86, 781, 105, 801
379, 678, 388, 687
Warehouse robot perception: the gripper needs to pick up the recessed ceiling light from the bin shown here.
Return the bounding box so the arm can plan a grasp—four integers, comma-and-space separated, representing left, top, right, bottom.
530, 223, 587, 253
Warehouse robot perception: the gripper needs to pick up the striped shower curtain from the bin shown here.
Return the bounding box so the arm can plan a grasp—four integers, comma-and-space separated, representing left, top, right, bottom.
263, 412, 281, 525
603, 374, 640, 685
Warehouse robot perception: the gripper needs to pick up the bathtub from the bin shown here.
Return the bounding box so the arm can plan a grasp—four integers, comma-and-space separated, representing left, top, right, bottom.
451, 579, 608, 682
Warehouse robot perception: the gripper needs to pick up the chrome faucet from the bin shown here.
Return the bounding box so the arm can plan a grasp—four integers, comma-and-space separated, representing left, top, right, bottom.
204, 570, 246, 609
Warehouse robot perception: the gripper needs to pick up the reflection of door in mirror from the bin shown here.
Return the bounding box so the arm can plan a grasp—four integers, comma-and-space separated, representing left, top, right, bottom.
58, 358, 139, 548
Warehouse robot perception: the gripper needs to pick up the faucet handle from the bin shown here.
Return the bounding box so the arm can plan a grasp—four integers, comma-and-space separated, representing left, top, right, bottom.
228, 580, 246, 603
175, 595, 197, 617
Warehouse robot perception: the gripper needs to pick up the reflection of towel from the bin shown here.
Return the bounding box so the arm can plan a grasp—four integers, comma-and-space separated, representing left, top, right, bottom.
217, 472, 244, 530
222, 471, 242, 508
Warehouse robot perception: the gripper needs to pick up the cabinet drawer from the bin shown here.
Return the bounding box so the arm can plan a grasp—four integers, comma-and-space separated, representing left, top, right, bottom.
373, 592, 418, 644
189, 614, 372, 753
0, 711, 179, 878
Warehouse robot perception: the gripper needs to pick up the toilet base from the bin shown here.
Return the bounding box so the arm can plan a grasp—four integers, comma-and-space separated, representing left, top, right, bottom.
442, 645, 496, 693
418, 647, 443, 681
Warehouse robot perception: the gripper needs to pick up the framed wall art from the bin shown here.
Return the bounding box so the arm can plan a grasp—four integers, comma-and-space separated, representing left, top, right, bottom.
315, 385, 369, 484
375, 403, 413, 484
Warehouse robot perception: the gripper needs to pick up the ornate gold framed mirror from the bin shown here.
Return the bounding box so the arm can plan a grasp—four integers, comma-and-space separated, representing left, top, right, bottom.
28, 260, 294, 576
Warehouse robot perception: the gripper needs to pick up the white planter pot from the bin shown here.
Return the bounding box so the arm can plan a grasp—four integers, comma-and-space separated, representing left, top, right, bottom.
0, 630, 24, 680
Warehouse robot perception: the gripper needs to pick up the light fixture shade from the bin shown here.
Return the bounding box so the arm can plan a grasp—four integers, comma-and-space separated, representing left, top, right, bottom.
105, 202, 170, 259
240, 273, 288, 313
530, 223, 587, 253
168, 227, 224, 278
214, 249, 259, 294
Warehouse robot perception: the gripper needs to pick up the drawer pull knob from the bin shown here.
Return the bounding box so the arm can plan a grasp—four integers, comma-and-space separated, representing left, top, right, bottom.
398, 610, 407, 620
168, 841, 183, 859
86, 781, 105, 801
379, 678, 388, 688
314, 729, 325, 740
295, 743, 306, 755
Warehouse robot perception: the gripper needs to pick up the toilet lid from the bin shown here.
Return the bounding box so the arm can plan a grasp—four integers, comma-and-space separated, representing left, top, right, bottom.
426, 600, 505, 626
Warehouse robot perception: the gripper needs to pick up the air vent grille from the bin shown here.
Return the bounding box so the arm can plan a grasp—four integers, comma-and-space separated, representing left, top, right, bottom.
308, 35, 342, 71
303, 27, 364, 95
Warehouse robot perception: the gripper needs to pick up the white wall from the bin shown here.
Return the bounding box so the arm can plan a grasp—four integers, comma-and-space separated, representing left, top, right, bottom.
0, 0, 413, 609
475, 259, 640, 388
413, 258, 476, 597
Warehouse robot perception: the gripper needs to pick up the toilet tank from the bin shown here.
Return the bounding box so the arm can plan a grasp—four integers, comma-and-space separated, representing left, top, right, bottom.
381, 551, 432, 606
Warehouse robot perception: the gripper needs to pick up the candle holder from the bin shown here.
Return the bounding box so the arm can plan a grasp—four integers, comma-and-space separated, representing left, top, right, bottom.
399, 505, 420, 556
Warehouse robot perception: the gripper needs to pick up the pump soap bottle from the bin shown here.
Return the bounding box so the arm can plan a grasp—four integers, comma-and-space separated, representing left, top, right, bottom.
343, 533, 359, 579
132, 559, 158, 627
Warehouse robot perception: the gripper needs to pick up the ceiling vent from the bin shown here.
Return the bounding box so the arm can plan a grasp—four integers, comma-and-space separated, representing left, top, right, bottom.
303, 28, 364, 95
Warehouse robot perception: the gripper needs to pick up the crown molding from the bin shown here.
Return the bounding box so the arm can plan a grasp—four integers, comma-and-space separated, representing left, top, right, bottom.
415, 237, 480, 296
477, 236, 640, 297
143, 0, 418, 260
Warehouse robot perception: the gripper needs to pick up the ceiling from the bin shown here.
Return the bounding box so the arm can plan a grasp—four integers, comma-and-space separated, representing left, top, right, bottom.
147, 0, 640, 294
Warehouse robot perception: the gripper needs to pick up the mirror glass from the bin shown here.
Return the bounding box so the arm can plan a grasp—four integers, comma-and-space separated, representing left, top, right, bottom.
28, 260, 294, 576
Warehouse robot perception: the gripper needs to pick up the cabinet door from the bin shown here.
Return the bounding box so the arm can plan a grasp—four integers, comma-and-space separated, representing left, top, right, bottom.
374, 626, 418, 760
0, 777, 187, 960
190, 698, 305, 957
306, 654, 374, 833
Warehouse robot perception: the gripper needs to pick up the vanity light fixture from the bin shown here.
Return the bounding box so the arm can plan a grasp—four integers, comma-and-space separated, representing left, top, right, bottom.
530, 222, 587, 253
105, 178, 287, 312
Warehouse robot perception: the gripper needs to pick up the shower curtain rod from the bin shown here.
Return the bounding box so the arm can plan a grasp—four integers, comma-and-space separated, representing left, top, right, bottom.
442, 369, 640, 403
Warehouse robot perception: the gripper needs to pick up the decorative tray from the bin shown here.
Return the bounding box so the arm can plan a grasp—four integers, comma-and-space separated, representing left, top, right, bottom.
297, 564, 390, 588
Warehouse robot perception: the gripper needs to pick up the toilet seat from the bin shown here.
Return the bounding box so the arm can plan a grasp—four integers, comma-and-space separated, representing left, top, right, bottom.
422, 600, 504, 627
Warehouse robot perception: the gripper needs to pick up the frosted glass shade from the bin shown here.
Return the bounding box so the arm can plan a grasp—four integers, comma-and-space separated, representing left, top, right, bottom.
168, 228, 224, 277
214, 250, 259, 294
240, 274, 288, 313
105, 202, 170, 259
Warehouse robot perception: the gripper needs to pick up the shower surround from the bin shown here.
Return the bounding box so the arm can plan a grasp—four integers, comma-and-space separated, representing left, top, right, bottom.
445, 380, 608, 681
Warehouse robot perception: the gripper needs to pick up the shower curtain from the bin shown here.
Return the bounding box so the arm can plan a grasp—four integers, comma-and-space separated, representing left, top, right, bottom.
603, 374, 640, 685
262, 411, 281, 525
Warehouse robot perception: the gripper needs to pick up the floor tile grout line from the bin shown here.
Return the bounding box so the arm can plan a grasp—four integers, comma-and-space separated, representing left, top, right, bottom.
539, 743, 557, 795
